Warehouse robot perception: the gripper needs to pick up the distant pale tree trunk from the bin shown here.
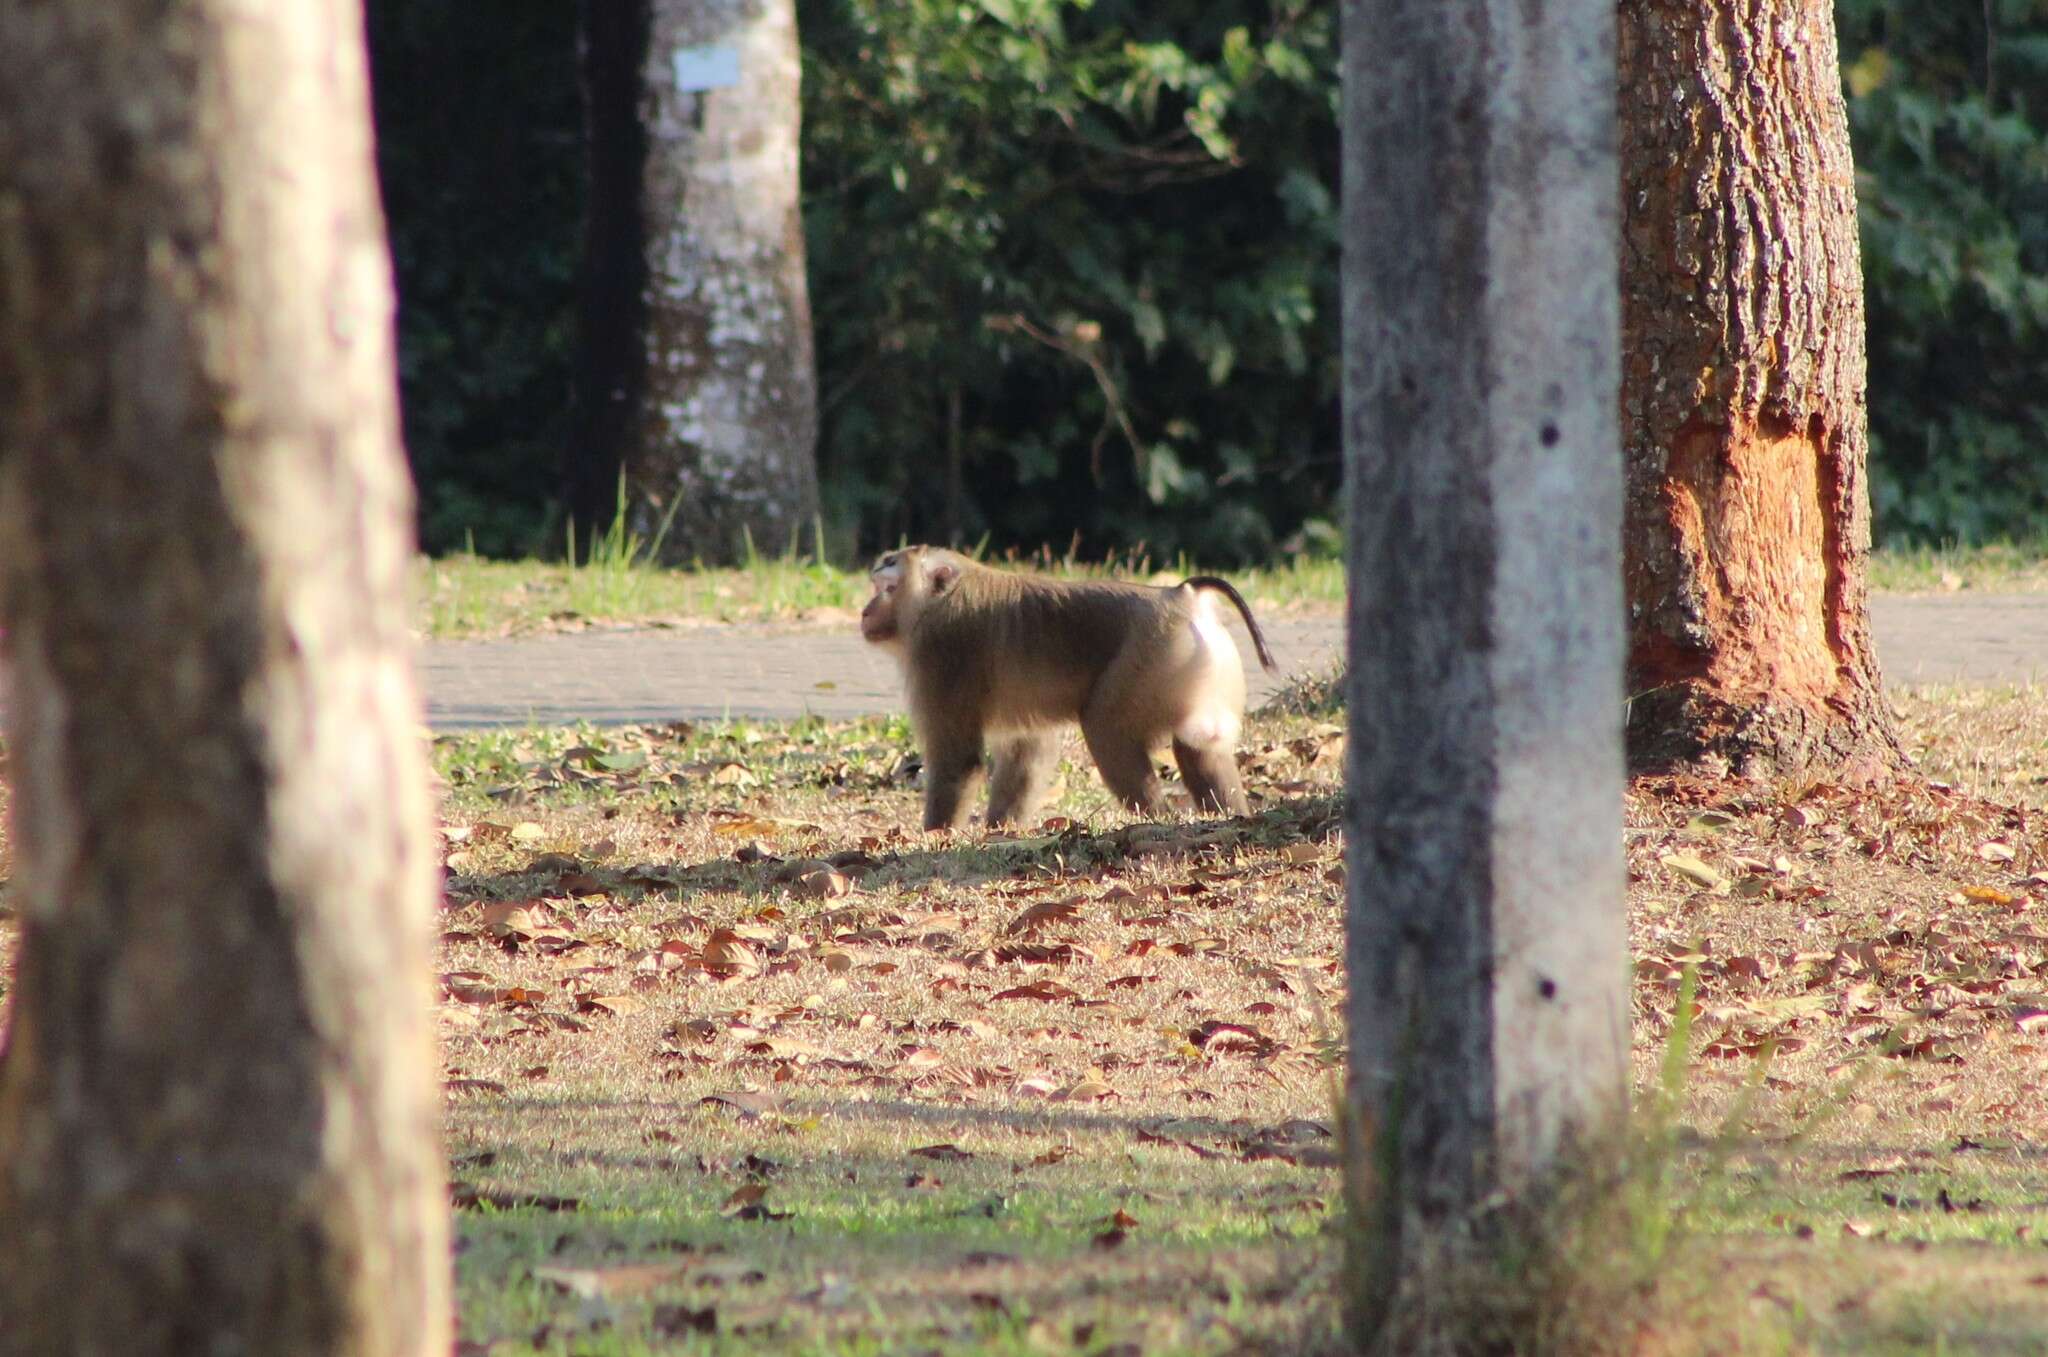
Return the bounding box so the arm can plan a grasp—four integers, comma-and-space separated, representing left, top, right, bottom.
1619, 0, 1902, 776
1342, 0, 1625, 1346
0, 3, 449, 1354
571, 0, 820, 564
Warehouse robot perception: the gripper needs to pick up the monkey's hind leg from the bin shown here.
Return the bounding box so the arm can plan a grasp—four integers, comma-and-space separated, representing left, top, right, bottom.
1173, 738, 1250, 816
985, 731, 1061, 828
1081, 713, 1168, 818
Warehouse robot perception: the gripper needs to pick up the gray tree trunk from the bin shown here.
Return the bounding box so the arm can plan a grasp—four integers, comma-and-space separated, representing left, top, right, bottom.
0, 3, 450, 1354
1341, 0, 1627, 1345
573, 0, 821, 565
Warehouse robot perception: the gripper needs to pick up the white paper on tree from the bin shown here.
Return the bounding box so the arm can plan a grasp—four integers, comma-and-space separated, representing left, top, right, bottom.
673, 45, 741, 91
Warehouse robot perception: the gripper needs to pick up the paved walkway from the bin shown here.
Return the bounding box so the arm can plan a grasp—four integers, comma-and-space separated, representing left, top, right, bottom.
418, 594, 2048, 730
420, 616, 1343, 728
1868, 593, 2048, 686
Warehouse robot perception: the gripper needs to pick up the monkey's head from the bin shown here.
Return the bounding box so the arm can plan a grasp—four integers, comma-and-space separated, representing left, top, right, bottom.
860, 546, 963, 649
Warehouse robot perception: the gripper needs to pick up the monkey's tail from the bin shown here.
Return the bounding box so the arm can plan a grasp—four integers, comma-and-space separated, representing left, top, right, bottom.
1185, 576, 1278, 672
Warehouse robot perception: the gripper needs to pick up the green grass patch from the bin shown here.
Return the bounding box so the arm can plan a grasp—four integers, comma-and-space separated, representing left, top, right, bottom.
413, 548, 1346, 640
413, 534, 2048, 640
417, 554, 861, 638
1870, 538, 2048, 594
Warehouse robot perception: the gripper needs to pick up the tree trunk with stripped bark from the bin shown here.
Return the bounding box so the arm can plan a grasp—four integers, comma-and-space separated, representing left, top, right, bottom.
1620, 0, 1903, 776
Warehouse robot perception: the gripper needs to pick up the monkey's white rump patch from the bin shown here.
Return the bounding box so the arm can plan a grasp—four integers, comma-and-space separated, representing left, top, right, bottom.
1174, 601, 1243, 749
1187, 596, 1235, 656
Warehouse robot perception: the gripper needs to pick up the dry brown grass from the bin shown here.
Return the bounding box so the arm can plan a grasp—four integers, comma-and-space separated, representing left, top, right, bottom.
1896, 681, 2048, 808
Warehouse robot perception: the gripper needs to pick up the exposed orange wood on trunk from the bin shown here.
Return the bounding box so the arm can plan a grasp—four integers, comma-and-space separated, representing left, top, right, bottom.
1663, 418, 1833, 701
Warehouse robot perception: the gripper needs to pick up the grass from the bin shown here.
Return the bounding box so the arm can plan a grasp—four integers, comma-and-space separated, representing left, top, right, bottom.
12, 673, 2048, 1349
416, 553, 859, 639
413, 546, 1347, 640
427, 704, 1352, 1354
1893, 681, 2048, 806
413, 535, 2048, 640
406, 678, 2048, 1353
1869, 539, 2048, 595
1604, 739, 2048, 1351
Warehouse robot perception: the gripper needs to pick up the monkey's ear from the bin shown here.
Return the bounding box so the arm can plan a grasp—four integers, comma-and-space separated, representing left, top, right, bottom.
929, 561, 960, 595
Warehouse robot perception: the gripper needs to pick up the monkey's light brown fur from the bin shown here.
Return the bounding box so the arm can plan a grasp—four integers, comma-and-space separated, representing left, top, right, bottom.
860, 546, 1276, 831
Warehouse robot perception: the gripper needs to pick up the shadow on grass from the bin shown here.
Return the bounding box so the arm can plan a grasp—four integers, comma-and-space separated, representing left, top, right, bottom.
455, 1092, 1332, 1156
447, 792, 1345, 909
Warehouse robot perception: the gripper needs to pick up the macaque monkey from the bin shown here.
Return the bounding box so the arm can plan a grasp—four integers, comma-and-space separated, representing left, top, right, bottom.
860, 545, 1277, 830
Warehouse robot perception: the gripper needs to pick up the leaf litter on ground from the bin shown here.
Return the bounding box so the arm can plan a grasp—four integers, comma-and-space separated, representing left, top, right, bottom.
13, 685, 2048, 1349
417, 697, 2048, 1349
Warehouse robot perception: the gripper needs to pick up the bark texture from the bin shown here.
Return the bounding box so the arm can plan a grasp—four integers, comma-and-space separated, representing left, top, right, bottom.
0, 3, 449, 1354
1342, 0, 1626, 1345
574, 0, 821, 564
1620, 0, 1902, 775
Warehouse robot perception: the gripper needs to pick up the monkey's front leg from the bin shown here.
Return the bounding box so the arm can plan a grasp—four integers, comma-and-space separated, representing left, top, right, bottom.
919, 722, 987, 831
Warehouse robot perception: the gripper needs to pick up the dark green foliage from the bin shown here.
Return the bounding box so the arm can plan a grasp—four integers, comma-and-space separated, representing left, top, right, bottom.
363, 0, 2046, 558
801, 0, 1339, 563
1840, 0, 2048, 544
365, 0, 583, 556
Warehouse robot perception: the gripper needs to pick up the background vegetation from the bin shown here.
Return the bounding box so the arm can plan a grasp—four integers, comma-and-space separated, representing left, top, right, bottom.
366, 2, 582, 558
1841, 0, 2048, 544
365, 0, 2048, 563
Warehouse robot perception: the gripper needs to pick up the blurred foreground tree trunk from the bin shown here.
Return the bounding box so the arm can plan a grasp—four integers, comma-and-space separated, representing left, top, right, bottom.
1342, 0, 1625, 1347
0, 2, 450, 1353
1620, 0, 1903, 776
571, 0, 820, 564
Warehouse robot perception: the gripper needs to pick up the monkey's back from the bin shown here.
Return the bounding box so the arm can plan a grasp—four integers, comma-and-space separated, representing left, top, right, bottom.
906, 571, 1186, 730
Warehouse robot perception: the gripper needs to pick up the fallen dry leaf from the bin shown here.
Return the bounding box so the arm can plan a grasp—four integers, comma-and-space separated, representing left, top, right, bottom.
992, 980, 1079, 1003
533, 1260, 692, 1299
1005, 898, 1085, 935
700, 1090, 784, 1119
1056, 1073, 1116, 1102
795, 869, 854, 900
703, 929, 764, 975
1190, 1021, 1274, 1057
910, 1143, 974, 1161
651, 1304, 718, 1337
451, 1183, 580, 1212
1660, 852, 1725, 891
